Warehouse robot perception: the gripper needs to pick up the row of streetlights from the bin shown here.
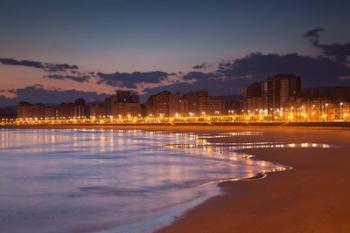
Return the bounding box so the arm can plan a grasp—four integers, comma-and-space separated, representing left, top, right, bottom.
1, 103, 349, 125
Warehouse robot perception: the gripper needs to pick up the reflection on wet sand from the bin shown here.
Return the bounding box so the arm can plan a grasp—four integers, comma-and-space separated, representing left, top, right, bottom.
0, 128, 333, 233
165, 135, 332, 182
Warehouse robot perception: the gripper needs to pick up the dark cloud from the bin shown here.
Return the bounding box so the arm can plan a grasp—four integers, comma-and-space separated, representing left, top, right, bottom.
0, 95, 14, 107
192, 62, 211, 70
0, 58, 45, 69
304, 28, 350, 63
96, 71, 174, 88
72, 52, 350, 98
216, 53, 350, 87
138, 70, 244, 98
1, 29, 350, 106
0, 85, 107, 106
316, 43, 350, 63
304, 28, 324, 42
1, 50, 349, 106
0, 58, 78, 72
168, 52, 350, 96
44, 74, 90, 83
44, 63, 78, 72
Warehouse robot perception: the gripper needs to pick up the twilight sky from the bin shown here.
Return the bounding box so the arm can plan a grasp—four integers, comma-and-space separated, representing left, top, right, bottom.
0, 0, 350, 106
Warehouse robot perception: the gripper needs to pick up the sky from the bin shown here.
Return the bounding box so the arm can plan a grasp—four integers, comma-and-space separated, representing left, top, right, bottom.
0, 0, 350, 106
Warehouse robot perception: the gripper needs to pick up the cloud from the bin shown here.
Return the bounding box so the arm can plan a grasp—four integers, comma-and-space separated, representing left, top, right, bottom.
139, 71, 245, 97
192, 62, 211, 70
304, 28, 350, 63
96, 71, 174, 88
1, 29, 350, 107
43, 74, 90, 83
0, 95, 14, 107
339, 76, 350, 80
96, 71, 198, 95
0, 58, 78, 72
133, 73, 196, 95
3, 51, 348, 105
0, 89, 16, 99
304, 28, 324, 42
317, 42, 350, 63
0, 85, 107, 106
215, 52, 350, 87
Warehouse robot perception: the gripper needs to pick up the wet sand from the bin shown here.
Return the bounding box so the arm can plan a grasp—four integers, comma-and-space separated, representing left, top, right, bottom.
3, 124, 350, 232
156, 128, 350, 233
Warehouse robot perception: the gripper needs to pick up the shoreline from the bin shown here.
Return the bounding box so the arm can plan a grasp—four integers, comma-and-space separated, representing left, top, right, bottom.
89, 128, 293, 233
1, 122, 350, 133
3, 125, 350, 233
155, 128, 350, 233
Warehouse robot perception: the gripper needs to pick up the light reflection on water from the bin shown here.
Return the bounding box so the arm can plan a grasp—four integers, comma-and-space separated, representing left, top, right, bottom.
0, 129, 330, 233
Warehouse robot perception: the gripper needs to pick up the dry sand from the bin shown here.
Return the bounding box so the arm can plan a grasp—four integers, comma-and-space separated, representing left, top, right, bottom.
155, 127, 350, 233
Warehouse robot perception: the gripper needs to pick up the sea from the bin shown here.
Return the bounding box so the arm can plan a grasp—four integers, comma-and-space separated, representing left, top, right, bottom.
0, 128, 297, 233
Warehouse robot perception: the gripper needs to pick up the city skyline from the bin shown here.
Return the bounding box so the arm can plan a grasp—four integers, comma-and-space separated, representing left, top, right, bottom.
11, 75, 350, 123
1, 0, 350, 107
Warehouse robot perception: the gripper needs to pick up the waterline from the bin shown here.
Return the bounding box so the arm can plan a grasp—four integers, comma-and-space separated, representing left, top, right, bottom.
0, 129, 331, 233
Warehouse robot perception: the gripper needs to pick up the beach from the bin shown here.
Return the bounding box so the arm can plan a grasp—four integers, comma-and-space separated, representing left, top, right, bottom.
2, 125, 350, 233
155, 127, 350, 233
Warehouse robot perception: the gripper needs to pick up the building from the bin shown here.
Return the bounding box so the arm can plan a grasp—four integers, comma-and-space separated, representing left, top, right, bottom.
17, 99, 90, 119
111, 102, 140, 118
146, 90, 226, 117
177, 96, 188, 117
284, 86, 350, 121
54, 99, 89, 119
242, 74, 301, 113
73, 98, 89, 118
106, 90, 141, 117
262, 74, 301, 112
224, 95, 241, 114
146, 91, 182, 117
208, 96, 225, 115
140, 104, 147, 117
242, 82, 262, 98
300, 87, 350, 102
146, 91, 171, 117
0, 107, 16, 119
44, 106, 55, 118
242, 82, 264, 113
183, 91, 225, 116
90, 103, 106, 118
17, 101, 46, 119
168, 93, 182, 117
183, 90, 209, 116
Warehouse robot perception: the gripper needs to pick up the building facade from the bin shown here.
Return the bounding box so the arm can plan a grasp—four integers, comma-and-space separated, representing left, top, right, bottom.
146, 90, 226, 117
242, 74, 301, 113
262, 74, 300, 112
17, 99, 90, 119
106, 90, 141, 117
17, 102, 46, 119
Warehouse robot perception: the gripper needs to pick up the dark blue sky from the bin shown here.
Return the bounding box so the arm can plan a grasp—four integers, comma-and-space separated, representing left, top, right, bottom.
0, 0, 350, 106
1, 0, 349, 71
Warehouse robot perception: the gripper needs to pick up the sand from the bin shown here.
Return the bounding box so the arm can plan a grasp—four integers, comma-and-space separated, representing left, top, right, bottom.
155, 128, 350, 233
3, 124, 350, 232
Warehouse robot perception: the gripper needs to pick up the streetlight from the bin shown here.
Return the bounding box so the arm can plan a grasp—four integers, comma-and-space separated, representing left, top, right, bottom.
340, 102, 344, 120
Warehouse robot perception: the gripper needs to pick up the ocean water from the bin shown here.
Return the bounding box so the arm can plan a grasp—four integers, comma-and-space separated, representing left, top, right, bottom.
0, 128, 292, 233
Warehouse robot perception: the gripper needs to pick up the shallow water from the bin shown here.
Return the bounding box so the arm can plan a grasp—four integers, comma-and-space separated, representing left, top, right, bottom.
0, 129, 302, 233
